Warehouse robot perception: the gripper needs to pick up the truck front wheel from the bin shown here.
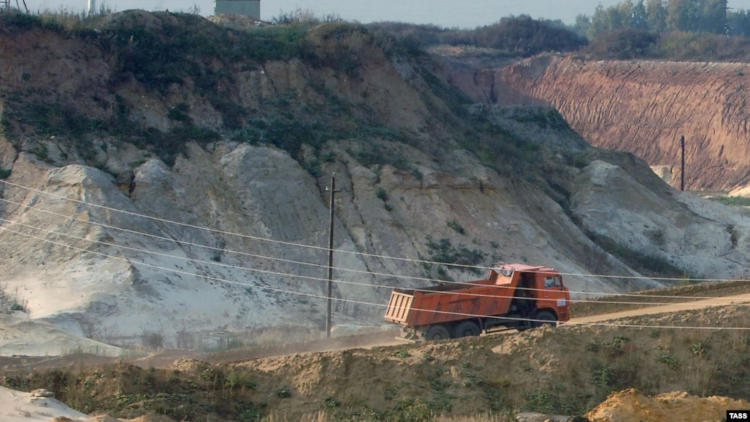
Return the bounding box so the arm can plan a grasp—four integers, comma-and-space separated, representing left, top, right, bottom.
425, 324, 451, 340
454, 320, 480, 338
534, 310, 557, 327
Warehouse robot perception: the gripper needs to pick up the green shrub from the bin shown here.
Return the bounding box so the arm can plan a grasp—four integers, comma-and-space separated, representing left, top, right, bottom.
348, 143, 410, 171
425, 236, 485, 270
394, 348, 410, 358
524, 387, 578, 415
373, 16, 585, 57
384, 399, 432, 422
0, 12, 42, 30
211, 99, 246, 130
0, 167, 10, 179
7, 100, 102, 138
275, 385, 292, 398
33, 144, 50, 163
655, 31, 750, 61
710, 196, 750, 207
603, 335, 629, 357
472, 16, 586, 56
689, 340, 710, 358
657, 352, 680, 370
301, 158, 322, 177
435, 265, 453, 280
323, 396, 341, 408
167, 103, 191, 122
376, 187, 389, 201
592, 366, 616, 388
585, 342, 601, 353
587, 28, 658, 59
447, 219, 465, 235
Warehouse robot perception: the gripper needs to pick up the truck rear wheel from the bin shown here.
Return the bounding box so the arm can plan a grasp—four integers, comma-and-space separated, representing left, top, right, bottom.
534, 310, 557, 327
425, 325, 451, 340
454, 321, 480, 338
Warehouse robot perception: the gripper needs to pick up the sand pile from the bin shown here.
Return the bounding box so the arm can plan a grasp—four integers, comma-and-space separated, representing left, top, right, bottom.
586, 388, 750, 422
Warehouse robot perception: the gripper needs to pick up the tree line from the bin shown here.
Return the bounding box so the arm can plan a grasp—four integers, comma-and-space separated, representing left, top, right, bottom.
575, 0, 738, 38
571, 0, 750, 60
369, 0, 750, 62
370, 16, 586, 58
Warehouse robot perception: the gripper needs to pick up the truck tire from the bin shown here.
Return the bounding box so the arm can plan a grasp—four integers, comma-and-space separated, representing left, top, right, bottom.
425, 325, 451, 340
454, 320, 480, 338
534, 310, 557, 327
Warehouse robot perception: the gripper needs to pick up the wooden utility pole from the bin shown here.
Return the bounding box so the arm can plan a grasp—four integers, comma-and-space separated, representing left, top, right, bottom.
680, 135, 685, 191
326, 173, 336, 338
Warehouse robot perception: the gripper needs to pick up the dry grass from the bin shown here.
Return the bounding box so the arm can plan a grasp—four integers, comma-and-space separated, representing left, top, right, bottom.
261, 410, 516, 421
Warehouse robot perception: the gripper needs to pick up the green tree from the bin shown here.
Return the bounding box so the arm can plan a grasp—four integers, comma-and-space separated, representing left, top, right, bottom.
646, 0, 668, 32
589, 5, 611, 38
632, 0, 650, 29
589, 4, 628, 37
728, 9, 750, 36
699, 0, 727, 33
587, 0, 647, 36
575, 14, 592, 38
667, 0, 700, 31
473, 15, 586, 56
588, 27, 658, 58
618, 0, 636, 26
607, 5, 629, 29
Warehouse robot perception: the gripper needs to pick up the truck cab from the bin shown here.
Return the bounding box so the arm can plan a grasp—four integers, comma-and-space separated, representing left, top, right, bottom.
488, 264, 570, 329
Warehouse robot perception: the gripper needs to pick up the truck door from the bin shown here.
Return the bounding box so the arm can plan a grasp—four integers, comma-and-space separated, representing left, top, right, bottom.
514, 273, 536, 316
538, 273, 564, 306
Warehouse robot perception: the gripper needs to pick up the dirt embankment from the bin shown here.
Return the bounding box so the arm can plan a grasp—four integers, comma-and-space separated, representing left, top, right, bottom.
5, 303, 749, 421
448, 54, 750, 191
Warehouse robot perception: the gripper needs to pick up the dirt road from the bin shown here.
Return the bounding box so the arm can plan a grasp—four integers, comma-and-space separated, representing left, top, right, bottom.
567, 293, 750, 326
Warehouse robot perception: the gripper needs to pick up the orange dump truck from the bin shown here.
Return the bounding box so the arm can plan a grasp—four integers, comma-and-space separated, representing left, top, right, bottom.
384, 264, 571, 340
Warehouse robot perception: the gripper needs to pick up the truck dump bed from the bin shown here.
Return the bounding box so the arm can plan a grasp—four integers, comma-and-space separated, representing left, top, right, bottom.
384, 277, 516, 327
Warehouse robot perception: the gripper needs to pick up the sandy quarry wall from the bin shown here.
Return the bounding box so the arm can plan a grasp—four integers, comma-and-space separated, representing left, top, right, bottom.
451, 54, 750, 191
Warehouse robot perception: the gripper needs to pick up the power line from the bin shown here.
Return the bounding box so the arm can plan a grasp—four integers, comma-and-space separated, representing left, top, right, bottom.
0, 196, 727, 300
2, 224, 750, 331
0, 178, 485, 269
0, 216, 698, 306
2, 194, 749, 301
2, 178, 748, 284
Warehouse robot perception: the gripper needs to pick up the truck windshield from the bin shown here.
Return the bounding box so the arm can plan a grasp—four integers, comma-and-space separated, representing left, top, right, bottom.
544, 276, 562, 287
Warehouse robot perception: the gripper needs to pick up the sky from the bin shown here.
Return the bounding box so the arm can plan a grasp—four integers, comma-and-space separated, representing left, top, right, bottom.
24, 0, 750, 28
